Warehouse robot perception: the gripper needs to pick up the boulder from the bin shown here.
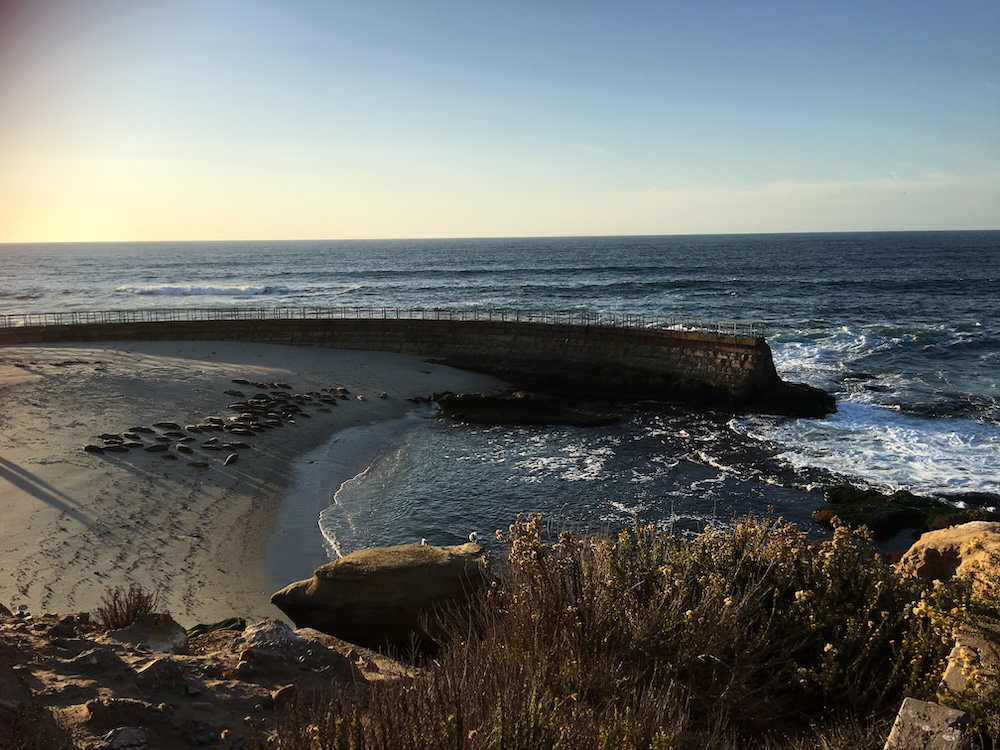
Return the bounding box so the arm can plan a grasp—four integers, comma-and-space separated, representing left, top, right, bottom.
271, 542, 489, 651
938, 626, 1000, 701
108, 613, 189, 654
882, 697, 967, 749
896, 521, 1000, 591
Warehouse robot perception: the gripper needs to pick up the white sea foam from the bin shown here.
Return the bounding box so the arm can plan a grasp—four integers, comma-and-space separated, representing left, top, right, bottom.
264, 411, 428, 587
116, 283, 279, 297
736, 401, 1000, 500
515, 442, 613, 482
769, 326, 911, 384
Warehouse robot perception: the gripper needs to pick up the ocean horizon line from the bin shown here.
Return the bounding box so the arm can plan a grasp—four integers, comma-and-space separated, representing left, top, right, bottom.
3, 227, 998, 247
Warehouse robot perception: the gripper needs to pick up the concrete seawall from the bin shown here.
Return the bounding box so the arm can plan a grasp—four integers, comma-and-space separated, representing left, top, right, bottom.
0, 317, 834, 415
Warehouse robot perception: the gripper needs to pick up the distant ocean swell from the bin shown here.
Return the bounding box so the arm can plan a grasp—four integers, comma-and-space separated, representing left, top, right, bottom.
114, 283, 362, 299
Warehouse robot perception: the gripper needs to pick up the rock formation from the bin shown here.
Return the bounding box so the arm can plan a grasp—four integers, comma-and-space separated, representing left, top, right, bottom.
0, 610, 404, 750
896, 520, 1000, 592
432, 390, 620, 426
271, 542, 489, 651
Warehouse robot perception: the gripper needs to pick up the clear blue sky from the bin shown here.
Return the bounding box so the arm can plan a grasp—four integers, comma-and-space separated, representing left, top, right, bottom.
1, 0, 997, 241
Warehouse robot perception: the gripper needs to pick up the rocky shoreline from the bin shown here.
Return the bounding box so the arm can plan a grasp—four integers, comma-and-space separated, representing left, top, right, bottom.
0, 605, 406, 750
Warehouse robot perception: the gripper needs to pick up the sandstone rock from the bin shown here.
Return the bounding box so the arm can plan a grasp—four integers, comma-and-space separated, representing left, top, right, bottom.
233, 619, 363, 684
0, 610, 388, 749
896, 521, 1000, 591
67, 647, 130, 676
0, 661, 73, 749
136, 656, 190, 693
938, 626, 1000, 701
271, 542, 489, 650
104, 725, 149, 749
883, 697, 967, 749
109, 613, 189, 654
86, 697, 168, 730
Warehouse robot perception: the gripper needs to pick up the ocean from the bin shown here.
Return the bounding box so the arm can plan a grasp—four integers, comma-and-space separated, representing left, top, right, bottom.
2, 231, 998, 554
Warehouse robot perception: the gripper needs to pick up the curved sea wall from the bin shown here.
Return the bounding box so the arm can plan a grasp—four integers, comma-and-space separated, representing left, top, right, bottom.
0, 316, 832, 415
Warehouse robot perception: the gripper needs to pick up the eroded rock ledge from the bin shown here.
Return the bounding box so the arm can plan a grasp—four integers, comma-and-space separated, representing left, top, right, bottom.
0, 612, 405, 750
271, 542, 489, 652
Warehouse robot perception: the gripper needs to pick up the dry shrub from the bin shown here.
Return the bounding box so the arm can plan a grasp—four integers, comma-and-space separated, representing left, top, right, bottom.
260, 514, 1000, 749
94, 582, 159, 630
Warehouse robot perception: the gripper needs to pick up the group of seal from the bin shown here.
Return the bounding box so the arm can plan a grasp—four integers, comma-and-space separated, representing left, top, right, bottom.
80, 378, 387, 469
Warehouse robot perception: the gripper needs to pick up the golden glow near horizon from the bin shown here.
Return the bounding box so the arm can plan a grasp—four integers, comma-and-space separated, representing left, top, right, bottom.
1, 1, 998, 243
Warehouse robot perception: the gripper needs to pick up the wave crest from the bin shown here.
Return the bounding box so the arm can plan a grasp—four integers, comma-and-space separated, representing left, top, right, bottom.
116, 283, 277, 297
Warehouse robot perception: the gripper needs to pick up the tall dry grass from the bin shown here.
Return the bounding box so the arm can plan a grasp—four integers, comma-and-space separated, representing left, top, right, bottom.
259, 514, 999, 749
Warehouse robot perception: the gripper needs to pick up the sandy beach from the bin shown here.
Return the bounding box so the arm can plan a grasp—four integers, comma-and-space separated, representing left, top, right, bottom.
0, 341, 504, 626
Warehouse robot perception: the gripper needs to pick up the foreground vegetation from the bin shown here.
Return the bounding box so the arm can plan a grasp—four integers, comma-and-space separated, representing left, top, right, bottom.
262, 514, 999, 749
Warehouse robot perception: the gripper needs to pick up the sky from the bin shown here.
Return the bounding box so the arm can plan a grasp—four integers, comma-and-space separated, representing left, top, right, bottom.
1, 0, 998, 242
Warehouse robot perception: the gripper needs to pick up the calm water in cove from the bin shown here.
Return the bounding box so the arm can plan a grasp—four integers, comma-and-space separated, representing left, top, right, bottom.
3, 231, 998, 553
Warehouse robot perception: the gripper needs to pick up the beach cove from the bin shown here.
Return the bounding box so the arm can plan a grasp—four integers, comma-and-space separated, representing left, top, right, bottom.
0, 341, 504, 624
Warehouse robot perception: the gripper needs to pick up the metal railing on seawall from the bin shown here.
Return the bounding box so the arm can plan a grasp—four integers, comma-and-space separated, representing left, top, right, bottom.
0, 307, 765, 339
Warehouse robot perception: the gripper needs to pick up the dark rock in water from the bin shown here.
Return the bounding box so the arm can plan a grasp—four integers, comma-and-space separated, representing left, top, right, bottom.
271, 542, 489, 652
749, 381, 837, 419
434, 391, 619, 427
812, 484, 963, 539
927, 507, 1000, 531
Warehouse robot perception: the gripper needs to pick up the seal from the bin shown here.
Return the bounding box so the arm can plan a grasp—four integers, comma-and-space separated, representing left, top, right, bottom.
224, 453, 239, 465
